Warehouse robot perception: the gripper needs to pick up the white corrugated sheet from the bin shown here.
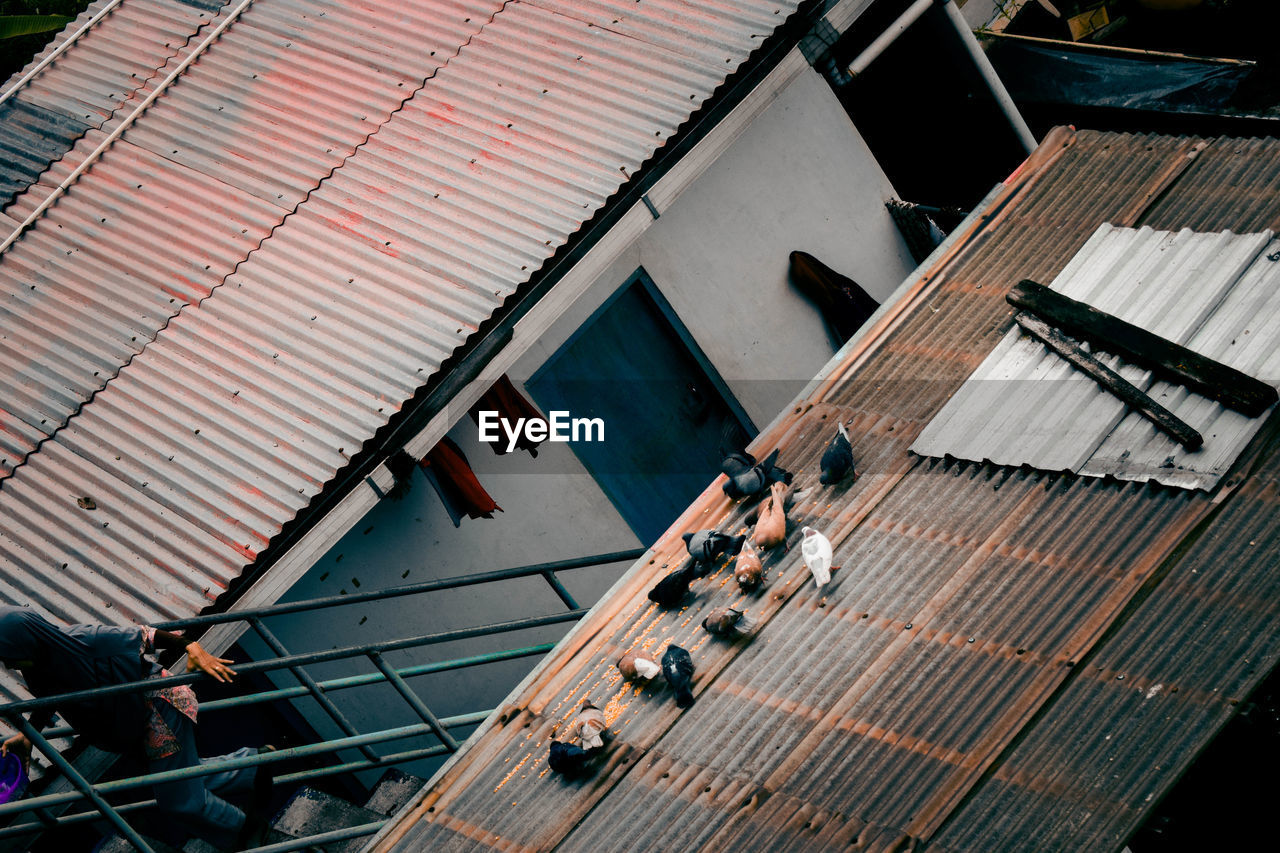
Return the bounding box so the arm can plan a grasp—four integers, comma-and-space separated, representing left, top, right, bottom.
0, 0, 803, 644
910, 224, 1280, 489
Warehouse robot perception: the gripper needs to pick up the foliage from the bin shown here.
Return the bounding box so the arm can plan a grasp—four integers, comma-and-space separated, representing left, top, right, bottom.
0, 0, 91, 80
0, 14, 72, 39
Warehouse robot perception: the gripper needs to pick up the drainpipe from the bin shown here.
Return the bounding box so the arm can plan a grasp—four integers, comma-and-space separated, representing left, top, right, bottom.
845, 0, 1037, 156
847, 0, 935, 76
936, 0, 1038, 155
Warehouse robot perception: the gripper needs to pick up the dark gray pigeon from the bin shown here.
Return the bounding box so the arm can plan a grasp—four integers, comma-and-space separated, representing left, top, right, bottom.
682, 530, 746, 565
720, 450, 756, 478
722, 448, 791, 500
820, 422, 856, 485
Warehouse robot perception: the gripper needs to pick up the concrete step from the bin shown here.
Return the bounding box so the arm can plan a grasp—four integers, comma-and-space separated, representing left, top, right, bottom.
181, 838, 222, 853
362, 768, 427, 817
265, 786, 386, 853
93, 833, 183, 853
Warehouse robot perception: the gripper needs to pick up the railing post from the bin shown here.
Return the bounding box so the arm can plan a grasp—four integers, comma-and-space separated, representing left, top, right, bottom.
367, 652, 460, 752
248, 617, 381, 764
540, 571, 581, 610
0, 549, 638, 848
9, 715, 154, 853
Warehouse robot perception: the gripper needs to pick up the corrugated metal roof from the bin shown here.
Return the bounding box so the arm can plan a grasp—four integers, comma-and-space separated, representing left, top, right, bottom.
910, 224, 1280, 490
368, 128, 1280, 853
0, 0, 222, 205
0, 0, 804, 674
931, 456, 1280, 853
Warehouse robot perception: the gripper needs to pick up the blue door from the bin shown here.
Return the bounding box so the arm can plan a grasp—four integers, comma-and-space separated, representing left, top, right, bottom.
527, 271, 754, 544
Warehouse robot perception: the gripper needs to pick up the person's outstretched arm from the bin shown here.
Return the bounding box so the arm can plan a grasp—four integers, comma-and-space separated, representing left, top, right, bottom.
148, 629, 237, 683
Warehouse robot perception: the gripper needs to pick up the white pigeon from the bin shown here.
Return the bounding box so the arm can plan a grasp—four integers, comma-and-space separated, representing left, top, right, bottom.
800, 526, 833, 588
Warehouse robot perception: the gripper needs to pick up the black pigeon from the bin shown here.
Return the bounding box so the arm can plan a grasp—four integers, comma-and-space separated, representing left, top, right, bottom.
722, 448, 792, 500
548, 740, 595, 776
682, 530, 746, 565
662, 644, 696, 708
648, 565, 697, 607
819, 422, 855, 485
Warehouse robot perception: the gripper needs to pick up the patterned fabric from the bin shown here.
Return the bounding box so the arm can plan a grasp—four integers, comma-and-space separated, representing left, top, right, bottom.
140, 626, 200, 761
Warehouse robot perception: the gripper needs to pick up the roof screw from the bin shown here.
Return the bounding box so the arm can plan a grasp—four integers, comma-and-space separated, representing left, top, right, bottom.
967, 637, 975, 643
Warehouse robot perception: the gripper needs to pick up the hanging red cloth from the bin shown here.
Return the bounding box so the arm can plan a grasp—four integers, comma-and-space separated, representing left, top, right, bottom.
419, 437, 502, 525
467, 374, 545, 457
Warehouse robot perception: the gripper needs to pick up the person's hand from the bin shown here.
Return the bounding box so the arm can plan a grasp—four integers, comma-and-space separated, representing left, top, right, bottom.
185, 642, 236, 683
1, 733, 32, 773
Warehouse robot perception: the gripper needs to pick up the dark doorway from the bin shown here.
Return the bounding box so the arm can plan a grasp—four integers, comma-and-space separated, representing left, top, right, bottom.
527, 270, 754, 544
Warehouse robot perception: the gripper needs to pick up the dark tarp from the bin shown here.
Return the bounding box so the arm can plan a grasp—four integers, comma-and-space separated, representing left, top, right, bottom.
984, 37, 1254, 114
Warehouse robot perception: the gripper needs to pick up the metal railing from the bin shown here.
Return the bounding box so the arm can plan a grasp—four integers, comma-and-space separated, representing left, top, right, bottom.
0, 548, 645, 852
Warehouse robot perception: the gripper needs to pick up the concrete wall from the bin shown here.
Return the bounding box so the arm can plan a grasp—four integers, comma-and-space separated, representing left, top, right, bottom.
518, 68, 914, 427
239, 65, 915, 786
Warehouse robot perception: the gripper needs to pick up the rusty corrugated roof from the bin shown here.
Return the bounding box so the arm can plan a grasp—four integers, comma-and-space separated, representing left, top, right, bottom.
0, 0, 807, 686
368, 128, 1280, 853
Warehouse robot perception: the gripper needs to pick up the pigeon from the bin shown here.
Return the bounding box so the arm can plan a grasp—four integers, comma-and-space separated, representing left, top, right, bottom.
617, 650, 662, 681
647, 565, 698, 607
734, 539, 765, 591
682, 530, 746, 565
722, 448, 792, 500
702, 606, 755, 640
661, 644, 695, 709
548, 739, 596, 775
720, 450, 757, 478
820, 422, 856, 485
753, 481, 789, 550
744, 484, 805, 524
800, 526, 833, 588
569, 700, 607, 750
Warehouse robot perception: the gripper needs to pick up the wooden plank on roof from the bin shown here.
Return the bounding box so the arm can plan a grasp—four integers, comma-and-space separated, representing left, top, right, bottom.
1007, 279, 1278, 417
1012, 312, 1203, 450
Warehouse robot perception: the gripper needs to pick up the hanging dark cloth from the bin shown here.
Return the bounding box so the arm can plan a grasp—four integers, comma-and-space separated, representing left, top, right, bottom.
0, 606, 155, 754
787, 251, 880, 347
419, 437, 502, 526
467, 375, 544, 457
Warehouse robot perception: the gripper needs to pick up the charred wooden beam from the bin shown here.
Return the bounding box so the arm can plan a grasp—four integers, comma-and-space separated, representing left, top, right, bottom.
1008, 280, 1278, 417
1013, 312, 1204, 450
